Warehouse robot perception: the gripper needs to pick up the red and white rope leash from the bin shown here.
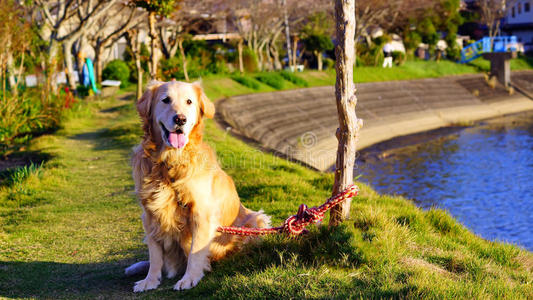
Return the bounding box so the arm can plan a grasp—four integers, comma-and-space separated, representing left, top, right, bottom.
217, 185, 359, 236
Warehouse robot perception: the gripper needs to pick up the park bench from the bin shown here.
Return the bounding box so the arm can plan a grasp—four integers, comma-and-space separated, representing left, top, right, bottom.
101, 80, 121, 97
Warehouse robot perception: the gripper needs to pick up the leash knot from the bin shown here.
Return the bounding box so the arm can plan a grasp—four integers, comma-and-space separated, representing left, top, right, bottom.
283, 204, 325, 235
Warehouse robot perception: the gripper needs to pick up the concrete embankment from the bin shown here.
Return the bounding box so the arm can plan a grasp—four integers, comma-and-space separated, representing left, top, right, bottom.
218, 71, 533, 171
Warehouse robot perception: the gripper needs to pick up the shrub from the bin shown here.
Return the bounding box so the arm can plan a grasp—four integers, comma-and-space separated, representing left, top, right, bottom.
243, 47, 258, 73
102, 60, 130, 88
159, 56, 212, 81
356, 42, 383, 67
160, 57, 183, 80
231, 75, 260, 90
323, 58, 335, 70
183, 39, 209, 57
391, 51, 406, 66
255, 73, 285, 90
280, 71, 309, 87
123, 43, 150, 83
76, 85, 89, 97
445, 34, 461, 61
303, 34, 334, 53
209, 52, 229, 74
0, 91, 64, 157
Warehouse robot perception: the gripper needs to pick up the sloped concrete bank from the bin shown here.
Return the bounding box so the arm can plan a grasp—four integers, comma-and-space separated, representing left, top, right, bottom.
218, 71, 533, 171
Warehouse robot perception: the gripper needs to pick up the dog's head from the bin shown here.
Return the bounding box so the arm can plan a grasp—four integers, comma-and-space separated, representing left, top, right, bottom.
137, 80, 215, 150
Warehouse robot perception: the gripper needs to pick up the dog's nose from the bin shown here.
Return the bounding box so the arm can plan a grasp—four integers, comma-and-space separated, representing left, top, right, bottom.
173, 114, 187, 126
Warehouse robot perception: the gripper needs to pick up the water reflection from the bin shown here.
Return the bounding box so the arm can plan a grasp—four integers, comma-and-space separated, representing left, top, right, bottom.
357, 113, 533, 250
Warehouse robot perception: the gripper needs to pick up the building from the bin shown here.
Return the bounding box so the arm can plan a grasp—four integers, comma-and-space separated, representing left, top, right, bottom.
502, 0, 533, 52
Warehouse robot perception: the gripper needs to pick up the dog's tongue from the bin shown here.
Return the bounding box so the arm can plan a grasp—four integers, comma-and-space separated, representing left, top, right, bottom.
168, 132, 188, 148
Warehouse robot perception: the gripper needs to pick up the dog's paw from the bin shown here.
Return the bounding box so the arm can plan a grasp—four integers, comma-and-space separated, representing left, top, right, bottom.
133, 277, 160, 293
173, 272, 204, 290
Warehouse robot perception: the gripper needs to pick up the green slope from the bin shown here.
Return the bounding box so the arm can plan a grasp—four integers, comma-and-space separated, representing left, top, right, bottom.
0, 87, 531, 299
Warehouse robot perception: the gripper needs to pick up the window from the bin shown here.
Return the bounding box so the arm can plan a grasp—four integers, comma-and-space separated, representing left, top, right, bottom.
525, 2, 531, 12
512, 6, 516, 17
518, 3, 522, 14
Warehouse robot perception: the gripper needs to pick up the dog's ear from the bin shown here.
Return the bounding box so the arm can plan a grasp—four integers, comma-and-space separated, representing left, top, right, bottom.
193, 82, 215, 119
137, 81, 163, 120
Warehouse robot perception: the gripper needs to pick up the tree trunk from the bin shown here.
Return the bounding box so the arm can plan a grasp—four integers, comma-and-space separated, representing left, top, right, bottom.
63, 40, 77, 91
257, 49, 264, 72
15, 51, 25, 92
264, 41, 274, 71
257, 41, 267, 72
75, 36, 86, 81
46, 40, 59, 95
7, 51, 17, 96
178, 38, 189, 81
127, 29, 143, 100
2, 59, 6, 100
159, 28, 170, 60
136, 56, 143, 100
315, 50, 323, 71
148, 11, 158, 80
329, 0, 360, 226
94, 40, 103, 83
238, 39, 244, 74
292, 37, 299, 67
271, 43, 282, 71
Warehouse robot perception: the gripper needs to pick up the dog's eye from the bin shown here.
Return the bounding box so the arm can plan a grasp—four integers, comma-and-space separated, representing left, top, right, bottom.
162, 97, 171, 104
186, 99, 192, 105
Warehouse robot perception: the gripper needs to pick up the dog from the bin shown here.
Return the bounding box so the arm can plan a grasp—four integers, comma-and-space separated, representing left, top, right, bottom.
126, 80, 270, 292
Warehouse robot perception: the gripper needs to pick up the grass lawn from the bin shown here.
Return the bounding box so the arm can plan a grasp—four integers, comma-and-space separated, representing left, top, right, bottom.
0, 81, 532, 298
201, 56, 533, 100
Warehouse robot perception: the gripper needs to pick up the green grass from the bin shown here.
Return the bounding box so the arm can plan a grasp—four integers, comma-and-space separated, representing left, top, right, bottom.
255, 73, 286, 90
200, 57, 533, 99
0, 87, 531, 298
230, 75, 261, 90
280, 71, 309, 87
468, 54, 533, 72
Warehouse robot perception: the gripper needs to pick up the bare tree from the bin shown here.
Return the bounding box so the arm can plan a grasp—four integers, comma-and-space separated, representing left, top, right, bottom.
132, 0, 178, 80
87, 3, 144, 82
125, 28, 144, 100
355, 0, 404, 45
158, 0, 218, 80
0, 1, 31, 97
35, 0, 119, 90
330, 0, 361, 226
228, 0, 321, 71
478, 0, 517, 39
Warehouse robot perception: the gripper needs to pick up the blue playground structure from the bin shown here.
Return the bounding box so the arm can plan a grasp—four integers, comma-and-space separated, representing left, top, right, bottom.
459, 36, 518, 63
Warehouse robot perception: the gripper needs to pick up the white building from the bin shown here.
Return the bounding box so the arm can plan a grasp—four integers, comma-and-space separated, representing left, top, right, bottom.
503, 0, 533, 52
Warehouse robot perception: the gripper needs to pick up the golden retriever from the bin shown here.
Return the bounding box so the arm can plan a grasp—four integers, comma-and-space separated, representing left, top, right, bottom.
126, 80, 270, 292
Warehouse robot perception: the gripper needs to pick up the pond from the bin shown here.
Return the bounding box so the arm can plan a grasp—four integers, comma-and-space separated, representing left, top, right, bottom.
357, 112, 533, 251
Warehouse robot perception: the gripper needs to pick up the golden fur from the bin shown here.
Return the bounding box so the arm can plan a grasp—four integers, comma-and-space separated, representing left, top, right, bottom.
128, 80, 270, 292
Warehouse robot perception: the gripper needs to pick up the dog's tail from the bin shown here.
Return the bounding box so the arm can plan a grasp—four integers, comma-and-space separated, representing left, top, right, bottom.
235, 205, 272, 230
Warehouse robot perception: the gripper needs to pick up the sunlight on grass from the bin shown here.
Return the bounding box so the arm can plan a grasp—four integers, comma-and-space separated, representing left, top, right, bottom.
0, 92, 531, 298
200, 57, 533, 101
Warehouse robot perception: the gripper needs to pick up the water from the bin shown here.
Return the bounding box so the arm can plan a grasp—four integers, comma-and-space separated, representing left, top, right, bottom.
357, 113, 533, 251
